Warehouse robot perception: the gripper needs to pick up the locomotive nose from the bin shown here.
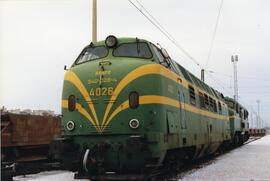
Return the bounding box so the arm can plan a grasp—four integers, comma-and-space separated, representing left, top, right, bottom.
79, 137, 146, 177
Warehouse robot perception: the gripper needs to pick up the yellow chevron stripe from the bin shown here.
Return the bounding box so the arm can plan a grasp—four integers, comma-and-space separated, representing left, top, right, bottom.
64, 71, 100, 131
62, 100, 100, 133
102, 100, 130, 131
101, 64, 162, 127
102, 95, 228, 132
62, 64, 227, 133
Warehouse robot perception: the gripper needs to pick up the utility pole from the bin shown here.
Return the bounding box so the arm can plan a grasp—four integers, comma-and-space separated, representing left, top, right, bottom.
256, 100, 260, 128
250, 111, 253, 128
201, 69, 205, 82
92, 0, 97, 43
231, 55, 239, 102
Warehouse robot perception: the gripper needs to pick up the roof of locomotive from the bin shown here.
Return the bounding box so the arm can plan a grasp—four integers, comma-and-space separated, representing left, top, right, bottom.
91, 37, 150, 46
77, 36, 226, 103
172, 60, 225, 101
224, 96, 247, 111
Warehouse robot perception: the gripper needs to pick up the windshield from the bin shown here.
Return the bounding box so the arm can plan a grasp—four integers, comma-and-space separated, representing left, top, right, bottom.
113, 42, 152, 59
76, 46, 108, 64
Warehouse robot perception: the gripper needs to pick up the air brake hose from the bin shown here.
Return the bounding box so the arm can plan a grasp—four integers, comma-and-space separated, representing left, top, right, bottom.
83, 149, 90, 172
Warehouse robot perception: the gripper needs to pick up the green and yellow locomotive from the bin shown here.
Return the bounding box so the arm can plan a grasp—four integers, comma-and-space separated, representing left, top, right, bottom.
225, 97, 249, 146
52, 35, 246, 178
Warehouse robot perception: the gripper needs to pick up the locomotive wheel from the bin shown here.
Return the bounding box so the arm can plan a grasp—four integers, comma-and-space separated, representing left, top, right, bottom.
234, 135, 239, 147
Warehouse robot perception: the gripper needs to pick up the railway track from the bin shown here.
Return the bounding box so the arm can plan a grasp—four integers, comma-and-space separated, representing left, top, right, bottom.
154, 137, 261, 181
1, 159, 62, 181
243, 136, 261, 145
1, 137, 262, 181
161, 137, 263, 180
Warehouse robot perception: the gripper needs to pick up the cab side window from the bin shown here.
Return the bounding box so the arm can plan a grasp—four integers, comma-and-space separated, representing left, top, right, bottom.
152, 44, 174, 68
236, 103, 239, 114
199, 92, 205, 108
151, 44, 165, 63
240, 107, 243, 118
188, 86, 196, 105
218, 102, 222, 113
209, 97, 214, 111
204, 94, 209, 109
213, 100, 217, 112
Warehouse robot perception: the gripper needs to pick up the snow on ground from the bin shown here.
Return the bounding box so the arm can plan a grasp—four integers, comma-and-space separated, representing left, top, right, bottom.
13, 135, 270, 181
13, 170, 88, 181
178, 135, 270, 181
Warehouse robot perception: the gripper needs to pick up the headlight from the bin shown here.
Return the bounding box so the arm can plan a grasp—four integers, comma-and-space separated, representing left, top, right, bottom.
68, 95, 76, 112
129, 119, 140, 129
105, 35, 117, 48
129, 91, 139, 109
67, 121, 75, 131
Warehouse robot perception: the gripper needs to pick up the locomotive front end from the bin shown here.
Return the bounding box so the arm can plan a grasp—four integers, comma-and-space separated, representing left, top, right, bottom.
55, 36, 168, 177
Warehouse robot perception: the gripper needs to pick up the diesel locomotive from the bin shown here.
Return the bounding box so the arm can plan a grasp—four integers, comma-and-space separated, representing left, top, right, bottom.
51, 35, 249, 179
225, 97, 250, 145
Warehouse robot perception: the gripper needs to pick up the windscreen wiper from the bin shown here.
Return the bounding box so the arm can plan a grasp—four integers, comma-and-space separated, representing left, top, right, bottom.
136, 38, 140, 55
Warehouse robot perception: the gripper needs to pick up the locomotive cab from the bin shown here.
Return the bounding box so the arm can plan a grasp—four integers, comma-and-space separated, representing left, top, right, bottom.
58, 36, 175, 176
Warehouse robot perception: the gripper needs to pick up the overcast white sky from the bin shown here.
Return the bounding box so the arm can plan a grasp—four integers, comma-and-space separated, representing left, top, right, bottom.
0, 0, 269, 126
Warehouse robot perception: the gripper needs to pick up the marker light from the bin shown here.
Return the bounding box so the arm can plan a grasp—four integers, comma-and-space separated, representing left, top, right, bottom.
67, 121, 75, 131
105, 35, 118, 48
129, 119, 140, 129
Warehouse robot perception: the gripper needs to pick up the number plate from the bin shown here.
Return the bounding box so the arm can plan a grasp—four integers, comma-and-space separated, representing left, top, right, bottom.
89, 87, 114, 97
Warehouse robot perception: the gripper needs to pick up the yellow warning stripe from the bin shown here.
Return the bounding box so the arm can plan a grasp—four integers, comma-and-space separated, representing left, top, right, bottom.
62, 64, 228, 133
229, 115, 240, 119
101, 64, 227, 131
102, 95, 228, 131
